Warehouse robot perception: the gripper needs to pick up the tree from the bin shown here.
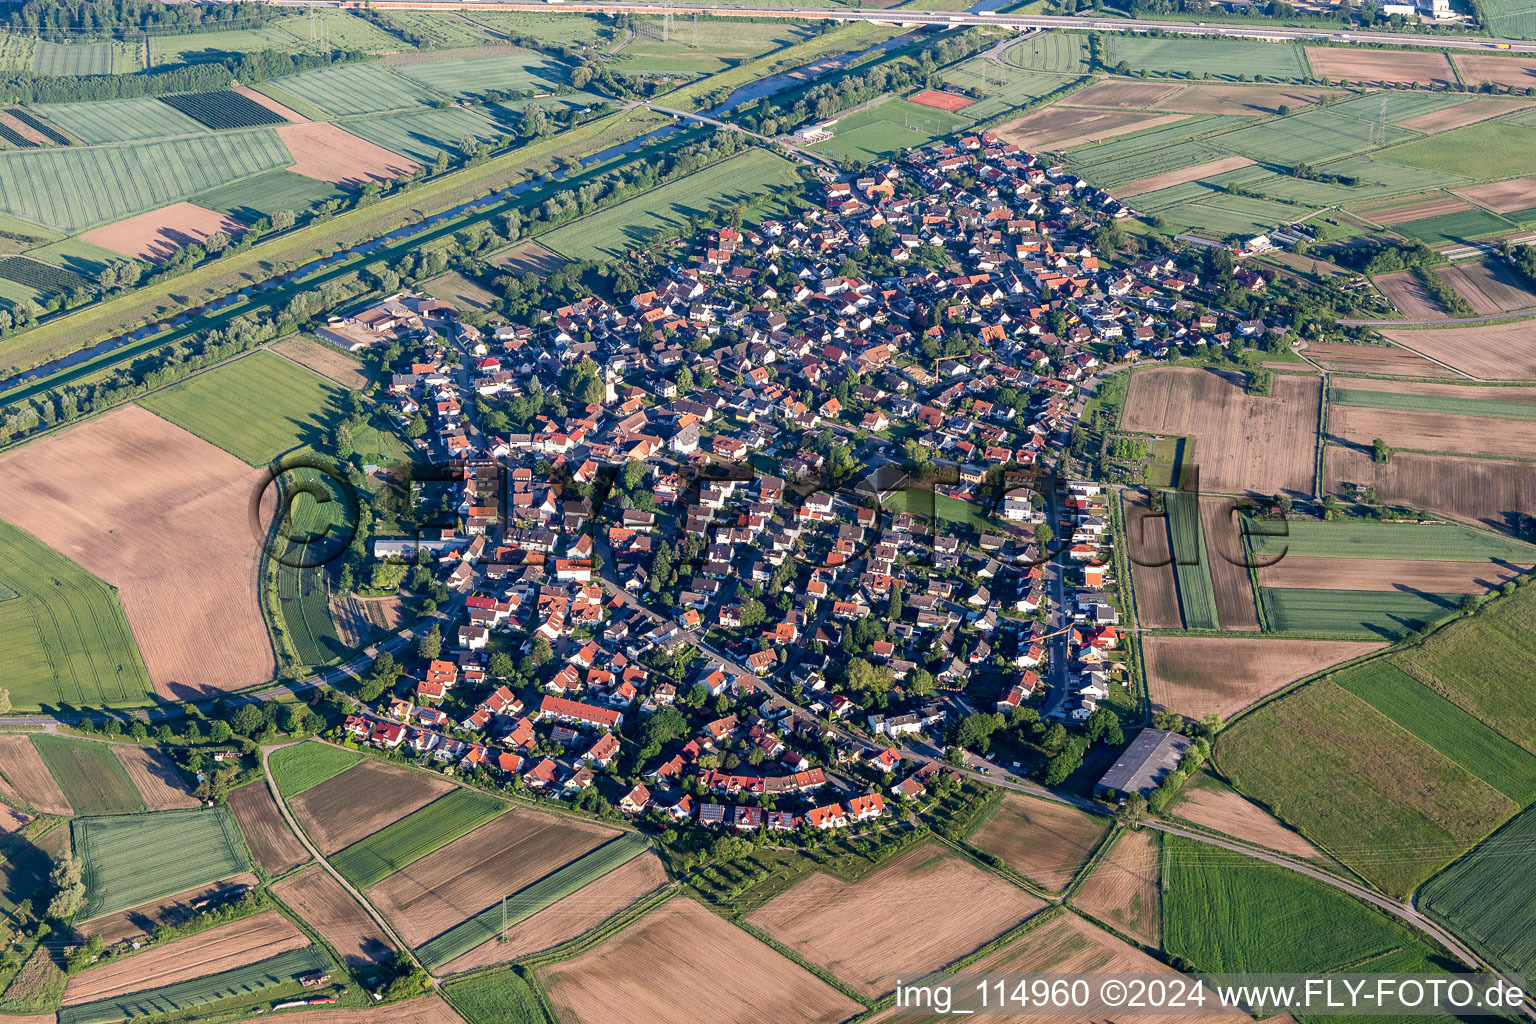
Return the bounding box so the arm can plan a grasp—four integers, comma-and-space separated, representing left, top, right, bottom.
738, 598, 767, 629
230, 703, 264, 736
488, 652, 515, 680
1248, 367, 1274, 397
1117, 792, 1147, 828
405, 413, 427, 439
674, 365, 693, 395
0, 688, 10, 716
210, 721, 233, 743
530, 636, 553, 667
1372, 438, 1391, 464
417, 625, 442, 661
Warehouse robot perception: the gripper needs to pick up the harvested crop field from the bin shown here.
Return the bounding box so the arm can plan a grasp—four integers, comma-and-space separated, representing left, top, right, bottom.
1304, 46, 1454, 86
1074, 828, 1160, 947
748, 842, 1044, 997
289, 760, 452, 855
1258, 556, 1527, 593
227, 783, 308, 876
1328, 445, 1536, 534
1200, 496, 1259, 630
228, 996, 465, 1024
0, 406, 275, 700
273, 336, 369, 388
63, 909, 307, 1006
1120, 366, 1321, 495
1452, 53, 1536, 90
234, 86, 308, 124
1454, 175, 1536, 213
967, 794, 1109, 891
1383, 321, 1536, 380
1328, 392, 1536, 459
75, 872, 260, 945
113, 745, 197, 810
1154, 83, 1341, 114
1143, 635, 1385, 720
1064, 79, 1185, 109
1300, 341, 1460, 377
1437, 259, 1536, 315
909, 89, 974, 112
274, 866, 393, 967
369, 808, 617, 946
1124, 492, 1182, 629
1374, 270, 1448, 319
79, 201, 246, 263
541, 897, 860, 1024
277, 121, 417, 187
1361, 195, 1474, 226
1397, 97, 1532, 134
423, 269, 498, 312
996, 106, 1185, 151
1171, 773, 1322, 860
0, 734, 72, 815
441, 851, 668, 973
493, 239, 567, 274
1116, 156, 1255, 198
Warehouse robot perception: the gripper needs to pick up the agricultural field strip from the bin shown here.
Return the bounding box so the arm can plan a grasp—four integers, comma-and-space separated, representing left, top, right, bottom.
1420, 805, 1536, 979
57, 946, 329, 1024
32, 735, 145, 817
1166, 490, 1219, 630
74, 806, 251, 920
1257, 587, 1463, 639
330, 788, 508, 889
1329, 386, 1536, 421
1246, 520, 1536, 561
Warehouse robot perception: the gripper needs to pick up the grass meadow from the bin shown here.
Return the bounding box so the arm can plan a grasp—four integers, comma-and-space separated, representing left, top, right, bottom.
74, 806, 251, 920
269, 742, 364, 798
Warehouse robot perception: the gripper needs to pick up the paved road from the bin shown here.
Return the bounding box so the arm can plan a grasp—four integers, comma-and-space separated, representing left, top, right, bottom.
645, 102, 836, 166
1339, 305, 1536, 327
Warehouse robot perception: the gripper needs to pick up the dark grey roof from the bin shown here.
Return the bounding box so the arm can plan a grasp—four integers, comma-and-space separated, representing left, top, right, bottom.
1096, 728, 1192, 797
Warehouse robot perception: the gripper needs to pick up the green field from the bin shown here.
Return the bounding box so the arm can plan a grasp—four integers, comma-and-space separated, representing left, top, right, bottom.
1167, 490, 1219, 630
454, 10, 613, 48
1219, 678, 1515, 896
1257, 587, 1461, 639
391, 52, 569, 100
74, 806, 251, 920
31, 98, 207, 145
416, 832, 650, 969
1217, 105, 1419, 165
333, 788, 507, 889
444, 967, 552, 1024
1002, 33, 1090, 73
269, 742, 364, 797
610, 18, 815, 75
1102, 36, 1310, 80
149, 11, 401, 64
32, 736, 144, 816
274, 463, 353, 670
1330, 385, 1536, 422
1376, 121, 1536, 181
256, 62, 437, 117
192, 169, 349, 224
540, 149, 802, 261
937, 62, 1078, 122
1393, 207, 1517, 246
21, 237, 124, 278
139, 350, 356, 466
1479, 0, 1536, 37
0, 131, 293, 233
32, 40, 114, 76
810, 98, 969, 163
1420, 805, 1536, 979
57, 945, 330, 1024
1247, 519, 1536, 561
0, 519, 154, 709
374, 9, 501, 48
337, 107, 507, 163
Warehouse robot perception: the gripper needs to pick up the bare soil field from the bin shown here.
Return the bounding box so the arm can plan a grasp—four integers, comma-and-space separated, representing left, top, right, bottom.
80, 202, 247, 263
1200, 496, 1260, 630
274, 336, 369, 389
63, 909, 308, 1005
441, 852, 669, 974
1330, 403, 1536, 459
76, 873, 261, 945
290, 760, 453, 855
492, 239, 568, 274
113, 745, 198, 810
369, 809, 617, 946
0, 110, 53, 146
1327, 444, 1536, 533
1074, 828, 1160, 948
423, 269, 499, 312
1120, 366, 1321, 495
228, 995, 466, 1024
0, 406, 275, 699
1396, 96, 1532, 134
1156, 83, 1342, 114
995, 106, 1185, 150
1374, 270, 1447, 320
1333, 377, 1536, 402
1361, 195, 1474, 226
0, 735, 72, 815
1170, 772, 1322, 860
1258, 556, 1527, 592
1437, 259, 1536, 315
1451, 53, 1536, 90
1383, 322, 1536, 380
967, 795, 1110, 892
228, 782, 309, 876
1116, 156, 1256, 198
1144, 635, 1384, 720
746, 843, 1045, 998
1123, 492, 1182, 629
0, 805, 31, 836
1066, 79, 1185, 109
541, 897, 861, 1024
1300, 341, 1460, 377
234, 85, 309, 123
1305, 46, 1454, 85
277, 122, 418, 187
1454, 175, 1536, 214
274, 866, 394, 968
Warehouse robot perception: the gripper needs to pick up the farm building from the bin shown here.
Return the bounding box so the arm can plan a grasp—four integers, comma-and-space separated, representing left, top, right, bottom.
1095, 728, 1192, 800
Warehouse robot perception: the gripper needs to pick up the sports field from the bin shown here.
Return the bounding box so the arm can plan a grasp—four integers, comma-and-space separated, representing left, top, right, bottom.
74, 806, 251, 920
811, 98, 968, 162
1257, 587, 1461, 638
269, 741, 365, 797
332, 788, 508, 888
1420, 805, 1536, 980
32, 736, 145, 817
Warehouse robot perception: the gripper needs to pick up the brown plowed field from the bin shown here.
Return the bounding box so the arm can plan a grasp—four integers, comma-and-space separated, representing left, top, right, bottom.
0, 805, 31, 835
1200, 497, 1260, 630
1155, 83, 1342, 114
1329, 403, 1536, 459
1258, 556, 1527, 592
1305, 46, 1454, 85
1121, 366, 1321, 495
441, 852, 668, 974
228, 782, 309, 876
1300, 342, 1460, 377
278, 122, 418, 187
0, 406, 275, 699
0, 110, 53, 146
274, 866, 394, 968
995, 107, 1185, 150
541, 897, 860, 1024
1374, 270, 1446, 319
290, 760, 453, 855
273, 336, 369, 389
228, 994, 465, 1024
1066, 79, 1185, 109
1327, 445, 1536, 533
969, 794, 1109, 892
1124, 492, 1182, 629
1383, 321, 1536, 380
1358, 194, 1473, 226
1144, 635, 1386, 720
492, 239, 568, 274
1074, 828, 1160, 947
234, 85, 309, 123
1454, 175, 1536, 214
76, 873, 260, 945
1116, 156, 1256, 198
1397, 97, 1532, 133
748, 843, 1045, 998
1437, 260, 1536, 315
1452, 53, 1536, 90
0, 734, 71, 815
114, 745, 198, 810
369, 809, 617, 946
63, 909, 308, 1005
1171, 772, 1322, 859
80, 202, 247, 263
